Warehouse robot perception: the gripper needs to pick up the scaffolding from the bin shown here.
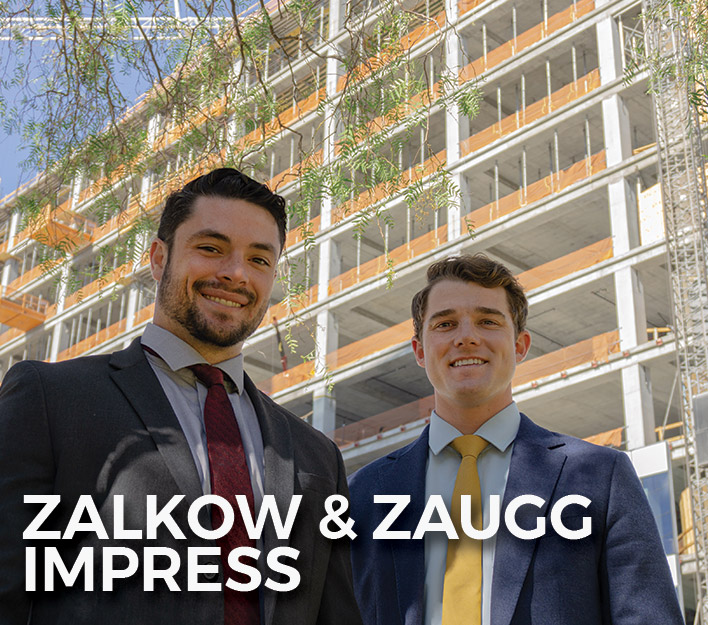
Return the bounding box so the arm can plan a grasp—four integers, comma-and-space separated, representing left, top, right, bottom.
643, 0, 708, 620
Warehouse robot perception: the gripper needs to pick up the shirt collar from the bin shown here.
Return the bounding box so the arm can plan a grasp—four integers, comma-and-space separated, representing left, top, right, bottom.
141, 322, 245, 394
428, 402, 520, 456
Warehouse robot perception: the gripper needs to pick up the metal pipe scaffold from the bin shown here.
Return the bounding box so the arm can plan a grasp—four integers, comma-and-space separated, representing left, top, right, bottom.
642, 0, 708, 621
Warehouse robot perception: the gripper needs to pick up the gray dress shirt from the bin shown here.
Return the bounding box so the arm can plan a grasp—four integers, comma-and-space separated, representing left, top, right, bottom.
140, 323, 265, 511
423, 402, 520, 625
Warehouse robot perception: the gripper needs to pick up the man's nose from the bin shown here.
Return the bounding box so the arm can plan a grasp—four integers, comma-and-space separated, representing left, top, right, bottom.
217, 255, 248, 284
454, 319, 480, 346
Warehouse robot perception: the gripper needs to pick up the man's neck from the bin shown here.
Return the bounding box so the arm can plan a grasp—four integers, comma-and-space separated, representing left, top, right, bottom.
434, 399, 514, 435
151, 317, 242, 364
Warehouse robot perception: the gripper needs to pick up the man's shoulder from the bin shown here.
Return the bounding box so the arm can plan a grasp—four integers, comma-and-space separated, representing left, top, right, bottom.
520, 413, 625, 459
349, 427, 428, 494
4, 351, 116, 384
1, 340, 144, 396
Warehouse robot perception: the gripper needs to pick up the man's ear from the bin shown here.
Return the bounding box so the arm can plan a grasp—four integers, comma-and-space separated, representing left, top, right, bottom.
150, 239, 168, 282
411, 336, 426, 368
515, 330, 532, 363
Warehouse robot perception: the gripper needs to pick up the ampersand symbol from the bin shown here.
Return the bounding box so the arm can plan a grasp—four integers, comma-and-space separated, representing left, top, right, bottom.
319, 495, 357, 539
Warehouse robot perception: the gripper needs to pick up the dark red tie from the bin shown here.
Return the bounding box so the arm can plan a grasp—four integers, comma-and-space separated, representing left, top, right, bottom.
188, 363, 260, 625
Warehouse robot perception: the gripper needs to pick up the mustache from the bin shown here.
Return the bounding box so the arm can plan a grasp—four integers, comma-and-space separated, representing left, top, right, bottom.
194, 281, 256, 305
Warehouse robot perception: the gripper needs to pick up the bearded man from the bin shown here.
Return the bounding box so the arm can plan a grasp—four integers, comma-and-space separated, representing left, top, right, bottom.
0, 168, 362, 625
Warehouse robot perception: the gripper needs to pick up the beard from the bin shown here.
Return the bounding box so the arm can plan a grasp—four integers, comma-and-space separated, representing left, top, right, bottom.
157, 261, 269, 348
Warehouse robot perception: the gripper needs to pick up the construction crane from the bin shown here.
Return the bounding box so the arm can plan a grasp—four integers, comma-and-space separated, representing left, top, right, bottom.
0, 1, 234, 41
642, 0, 708, 621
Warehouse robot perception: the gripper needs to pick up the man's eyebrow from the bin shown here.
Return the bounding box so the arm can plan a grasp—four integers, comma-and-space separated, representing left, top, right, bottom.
476, 306, 506, 317
427, 306, 507, 322
185, 232, 277, 256
427, 309, 456, 322
186, 229, 230, 244
251, 242, 277, 256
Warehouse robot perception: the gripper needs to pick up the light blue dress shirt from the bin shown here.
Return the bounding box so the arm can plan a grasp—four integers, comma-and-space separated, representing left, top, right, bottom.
141, 323, 265, 510
423, 402, 520, 625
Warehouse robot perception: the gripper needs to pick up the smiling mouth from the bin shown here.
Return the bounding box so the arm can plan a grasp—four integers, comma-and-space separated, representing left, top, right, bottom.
202, 294, 245, 308
450, 358, 487, 367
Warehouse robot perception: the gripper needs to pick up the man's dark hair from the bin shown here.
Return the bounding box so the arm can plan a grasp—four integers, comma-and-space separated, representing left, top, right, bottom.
157, 168, 287, 251
411, 254, 528, 339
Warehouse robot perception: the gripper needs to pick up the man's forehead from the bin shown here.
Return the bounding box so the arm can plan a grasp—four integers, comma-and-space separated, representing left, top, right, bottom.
175, 195, 279, 238
425, 279, 512, 318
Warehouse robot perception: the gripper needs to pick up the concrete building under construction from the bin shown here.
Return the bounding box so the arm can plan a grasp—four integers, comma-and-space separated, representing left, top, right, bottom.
0, 0, 701, 618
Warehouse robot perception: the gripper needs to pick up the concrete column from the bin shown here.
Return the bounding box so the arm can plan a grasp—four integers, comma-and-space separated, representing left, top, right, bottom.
312, 310, 339, 434
595, 11, 622, 84
614, 266, 655, 448
70, 172, 84, 210
328, 0, 342, 38
49, 265, 71, 362
597, 4, 654, 448
312, 389, 337, 435
310, 45, 343, 436
621, 364, 655, 449
2, 213, 21, 287
444, 0, 468, 243
615, 267, 647, 348
125, 283, 140, 333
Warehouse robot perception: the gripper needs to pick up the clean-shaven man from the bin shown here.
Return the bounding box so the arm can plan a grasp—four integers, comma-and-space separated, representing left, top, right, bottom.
349, 254, 683, 625
0, 168, 363, 625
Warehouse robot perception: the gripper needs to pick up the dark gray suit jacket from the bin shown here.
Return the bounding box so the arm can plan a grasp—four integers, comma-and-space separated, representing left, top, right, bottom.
0, 338, 362, 625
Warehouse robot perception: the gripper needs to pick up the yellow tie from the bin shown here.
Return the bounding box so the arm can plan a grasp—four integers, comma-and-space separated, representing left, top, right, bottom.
442, 435, 489, 625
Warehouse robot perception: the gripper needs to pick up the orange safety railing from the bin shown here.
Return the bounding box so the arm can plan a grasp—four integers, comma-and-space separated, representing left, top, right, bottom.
134, 302, 156, 327
61, 262, 134, 311
679, 486, 697, 555
517, 238, 613, 292
329, 222, 448, 296
461, 69, 601, 158
0, 285, 49, 331
15, 206, 96, 252
268, 149, 325, 191
327, 153, 607, 300
333, 329, 622, 447
0, 286, 49, 315
282, 149, 447, 254
0, 326, 24, 347
56, 317, 128, 362
513, 329, 620, 387
335, 395, 436, 446
459, 0, 595, 62
260, 239, 616, 397
334, 150, 447, 223
337, 11, 447, 91
5, 85, 325, 253
257, 318, 413, 395
8, 258, 63, 292
462, 151, 606, 231
285, 215, 322, 249
257, 286, 317, 330
53, 301, 158, 361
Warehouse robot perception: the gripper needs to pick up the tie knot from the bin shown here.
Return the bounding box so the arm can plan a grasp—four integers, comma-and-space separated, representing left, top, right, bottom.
450, 434, 488, 459
189, 364, 225, 388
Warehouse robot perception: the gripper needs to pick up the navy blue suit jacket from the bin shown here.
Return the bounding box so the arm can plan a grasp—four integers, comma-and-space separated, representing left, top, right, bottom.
349, 414, 684, 625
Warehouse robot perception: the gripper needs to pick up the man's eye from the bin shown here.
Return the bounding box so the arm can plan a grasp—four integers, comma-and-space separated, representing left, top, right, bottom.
481, 319, 499, 326
435, 321, 453, 329
198, 245, 220, 253
252, 257, 271, 266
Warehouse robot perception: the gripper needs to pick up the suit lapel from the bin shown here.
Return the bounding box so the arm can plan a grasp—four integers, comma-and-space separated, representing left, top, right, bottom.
244, 373, 294, 625
109, 338, 203, 505
378, 428, 429, 625
491, 414, 567, 625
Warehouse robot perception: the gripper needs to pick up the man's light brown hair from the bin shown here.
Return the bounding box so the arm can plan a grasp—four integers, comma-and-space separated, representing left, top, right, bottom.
411, 254, 528, 339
